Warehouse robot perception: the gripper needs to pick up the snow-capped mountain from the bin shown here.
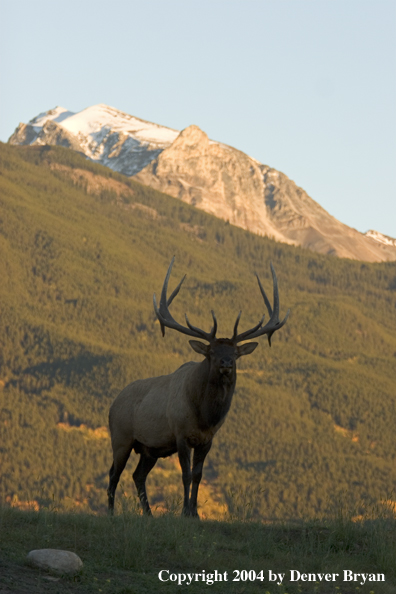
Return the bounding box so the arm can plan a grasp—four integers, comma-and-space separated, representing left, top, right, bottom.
8, 104, 396, 263
9, 104, 179, 176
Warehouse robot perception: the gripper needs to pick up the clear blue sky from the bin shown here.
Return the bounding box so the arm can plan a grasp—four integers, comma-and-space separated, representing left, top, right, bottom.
1, 0, 395, 237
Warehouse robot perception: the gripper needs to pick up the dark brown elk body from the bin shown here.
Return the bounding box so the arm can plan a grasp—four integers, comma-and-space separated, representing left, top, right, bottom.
107, 258, 289, 517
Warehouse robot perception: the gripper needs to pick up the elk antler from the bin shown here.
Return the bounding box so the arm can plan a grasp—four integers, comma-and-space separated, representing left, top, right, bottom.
233, 263, 290, 346
153, 257, 218, 341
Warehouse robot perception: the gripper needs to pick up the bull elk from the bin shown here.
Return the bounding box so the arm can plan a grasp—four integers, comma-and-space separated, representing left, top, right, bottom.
107, 258, 289, 517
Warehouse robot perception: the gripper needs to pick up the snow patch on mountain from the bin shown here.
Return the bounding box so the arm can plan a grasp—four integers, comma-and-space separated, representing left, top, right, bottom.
29, 107, 76, 128
365, 230, 396, 247
55, 104, 178, 148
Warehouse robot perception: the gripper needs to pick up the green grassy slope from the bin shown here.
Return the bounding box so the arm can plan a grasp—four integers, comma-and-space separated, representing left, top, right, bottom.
1, 142, 396, 519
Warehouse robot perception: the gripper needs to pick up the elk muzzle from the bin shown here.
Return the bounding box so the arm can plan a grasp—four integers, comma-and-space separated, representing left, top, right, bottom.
219, 357, 234, 376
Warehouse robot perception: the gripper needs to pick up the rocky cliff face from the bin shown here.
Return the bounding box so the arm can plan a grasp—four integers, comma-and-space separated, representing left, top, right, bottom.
135, 125, 289, 244
261, 167, 396, 261
8, 104, 396, 263
135, 125, 396, 263
10, 119, 81, 151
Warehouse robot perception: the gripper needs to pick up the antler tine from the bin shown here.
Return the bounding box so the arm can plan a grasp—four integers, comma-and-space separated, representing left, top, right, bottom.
210, 310, 218, 339
264, 307, 290, 346
153, 293, 168, 337
153, 256, 179, 336
153, 258, 216, 341
232, 314, 265, 344
270, 262, 280, 320
232, 311, 242, 340
185, 309, 217, 340
233, 264, 289, 345
159, 256, 175, 308
255, 273, 272, 318
167, 274, 187, 307
156, 258, 187, 336
184, 313, 215, 341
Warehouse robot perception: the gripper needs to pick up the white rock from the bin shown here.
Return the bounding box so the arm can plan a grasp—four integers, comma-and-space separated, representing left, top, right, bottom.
27, 549, 83, 575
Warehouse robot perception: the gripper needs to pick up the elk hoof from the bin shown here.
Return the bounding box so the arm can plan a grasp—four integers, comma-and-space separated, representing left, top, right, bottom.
182, 507, 200, 519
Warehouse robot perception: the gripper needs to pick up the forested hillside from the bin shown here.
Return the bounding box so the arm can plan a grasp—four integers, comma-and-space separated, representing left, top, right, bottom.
1, 142, 396, 520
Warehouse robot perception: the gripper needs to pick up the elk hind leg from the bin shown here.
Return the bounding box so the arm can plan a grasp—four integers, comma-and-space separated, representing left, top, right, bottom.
108, 442, 133, 514
133, 453, 157, 515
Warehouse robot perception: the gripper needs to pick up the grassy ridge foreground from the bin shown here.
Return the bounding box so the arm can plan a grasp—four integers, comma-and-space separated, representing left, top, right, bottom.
1, 505, 396, 594
1, 142, 396, 520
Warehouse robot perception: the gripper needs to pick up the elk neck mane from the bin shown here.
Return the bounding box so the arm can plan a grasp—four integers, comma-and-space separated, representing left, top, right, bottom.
188, 349, 237, 431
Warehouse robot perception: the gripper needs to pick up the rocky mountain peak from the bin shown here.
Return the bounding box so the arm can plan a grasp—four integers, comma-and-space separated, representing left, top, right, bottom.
175, 124, 209, 147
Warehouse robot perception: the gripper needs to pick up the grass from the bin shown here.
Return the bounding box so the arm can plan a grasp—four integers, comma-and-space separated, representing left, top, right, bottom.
1, 499, 396, 594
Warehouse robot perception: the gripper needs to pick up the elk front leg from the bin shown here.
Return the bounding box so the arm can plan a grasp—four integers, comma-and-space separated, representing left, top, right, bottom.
133, 453, 157, 515
177, 438, 192, 516
190, 441, 212, 517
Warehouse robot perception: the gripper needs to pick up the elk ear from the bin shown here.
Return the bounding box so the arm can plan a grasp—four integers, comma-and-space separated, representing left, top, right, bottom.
189, 340, 210, 356
236, 342, 258, 359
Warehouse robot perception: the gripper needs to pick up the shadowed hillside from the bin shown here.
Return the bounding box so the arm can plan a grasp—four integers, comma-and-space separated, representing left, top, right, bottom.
1, 142, 396, 519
